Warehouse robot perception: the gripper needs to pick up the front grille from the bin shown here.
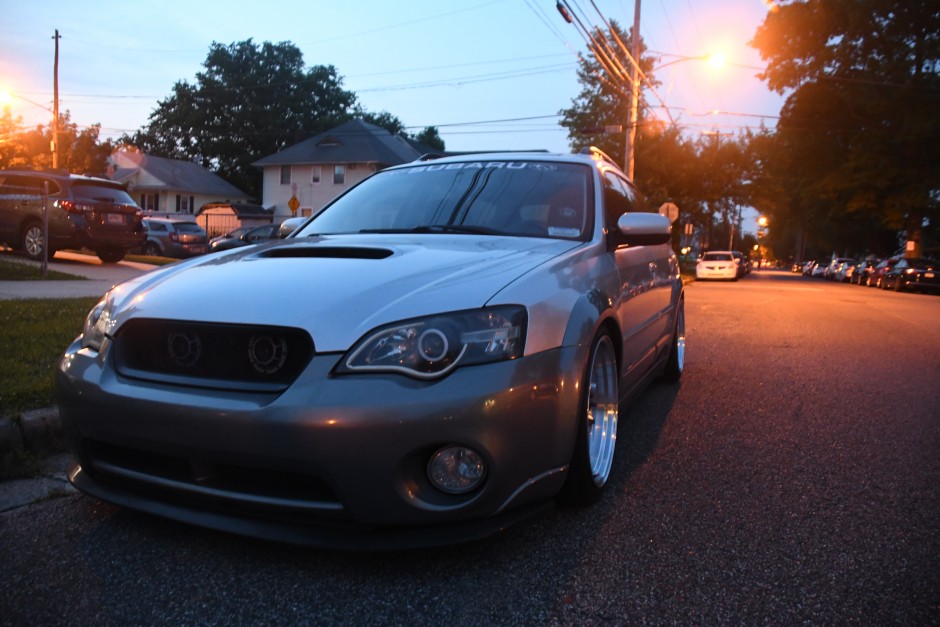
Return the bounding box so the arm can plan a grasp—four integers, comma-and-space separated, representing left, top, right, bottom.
113, 319, 314, 392
86, 439, 347, 523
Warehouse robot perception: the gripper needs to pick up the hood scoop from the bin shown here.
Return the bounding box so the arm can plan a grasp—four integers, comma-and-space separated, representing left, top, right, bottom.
260, 246, 393, 260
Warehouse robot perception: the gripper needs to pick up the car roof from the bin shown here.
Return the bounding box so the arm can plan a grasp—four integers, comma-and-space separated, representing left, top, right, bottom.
0, 168, 121, 185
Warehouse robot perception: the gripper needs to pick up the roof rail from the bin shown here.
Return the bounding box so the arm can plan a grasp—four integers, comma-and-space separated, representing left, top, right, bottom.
415, 153, 447, 162
579, 146, 618, 168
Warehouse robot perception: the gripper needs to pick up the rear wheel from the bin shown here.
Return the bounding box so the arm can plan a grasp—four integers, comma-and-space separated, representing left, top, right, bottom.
661, 299, 685, 383
558, 330, 619, 506
143, 241, 161, 256
96, 247, 126, 263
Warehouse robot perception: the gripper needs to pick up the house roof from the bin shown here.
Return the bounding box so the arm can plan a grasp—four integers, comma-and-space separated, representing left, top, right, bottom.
111, 153, 249, 198
252, 119, 423, 167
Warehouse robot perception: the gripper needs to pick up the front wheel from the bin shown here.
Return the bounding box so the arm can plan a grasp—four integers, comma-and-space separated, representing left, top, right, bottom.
558, 330, 619, 506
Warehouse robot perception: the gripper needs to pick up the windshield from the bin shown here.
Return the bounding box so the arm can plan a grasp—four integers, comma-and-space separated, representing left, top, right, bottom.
703, 253, 733, 261
297, 160, 593, 240
71, 182, 136, 205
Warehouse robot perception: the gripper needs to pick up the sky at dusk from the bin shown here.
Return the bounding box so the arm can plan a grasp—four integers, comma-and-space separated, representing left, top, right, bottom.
1, 0, 784, 156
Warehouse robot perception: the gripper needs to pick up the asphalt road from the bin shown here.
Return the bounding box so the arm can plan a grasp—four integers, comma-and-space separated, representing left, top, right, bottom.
1, 270, 937, 625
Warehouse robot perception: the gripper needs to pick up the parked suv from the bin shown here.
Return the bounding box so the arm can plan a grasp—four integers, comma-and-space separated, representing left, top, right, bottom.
0, 169, 145, 262
140, 217, 209, 258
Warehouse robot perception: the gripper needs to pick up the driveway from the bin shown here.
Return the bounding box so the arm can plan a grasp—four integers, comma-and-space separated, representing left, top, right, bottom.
0, 251, 156, 300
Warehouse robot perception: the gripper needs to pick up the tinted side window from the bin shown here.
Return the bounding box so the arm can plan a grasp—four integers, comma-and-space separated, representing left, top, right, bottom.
602, 171, 643, 239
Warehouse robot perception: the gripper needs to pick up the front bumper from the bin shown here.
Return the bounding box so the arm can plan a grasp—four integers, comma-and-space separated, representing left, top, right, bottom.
56, 341, 583, 548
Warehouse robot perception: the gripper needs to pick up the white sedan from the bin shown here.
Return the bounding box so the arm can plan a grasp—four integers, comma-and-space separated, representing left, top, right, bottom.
696, 251, 739, 281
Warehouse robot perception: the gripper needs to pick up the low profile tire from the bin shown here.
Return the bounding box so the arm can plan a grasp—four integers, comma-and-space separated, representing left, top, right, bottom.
96, 247, 126, 263
143, 241, 161, 256
20, 220, 48, 261
558, 329, 619, 507
661, 298, 686, 383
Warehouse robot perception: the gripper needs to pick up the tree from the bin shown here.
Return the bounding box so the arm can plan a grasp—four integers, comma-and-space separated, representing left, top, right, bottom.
0, 109, 112, 174
560, 23, 760, 252
121, 39, 359, 200
559, 21, 656, 169
751, 0, 940, 258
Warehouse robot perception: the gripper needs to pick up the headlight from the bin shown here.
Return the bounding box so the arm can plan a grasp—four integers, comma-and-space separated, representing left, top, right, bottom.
337, 306, 526, 379
81, 296, 115, 351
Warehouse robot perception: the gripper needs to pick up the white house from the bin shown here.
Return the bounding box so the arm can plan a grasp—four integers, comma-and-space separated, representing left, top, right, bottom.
252, 119, 435, 220
110, 149, 252, 217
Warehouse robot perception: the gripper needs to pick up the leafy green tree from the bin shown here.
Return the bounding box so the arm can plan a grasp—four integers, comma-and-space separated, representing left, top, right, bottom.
752, 0, 940, 258
559, 21, 655, 168
121, 39, 358, 200
560, 22, 761, 251
0, 109, 111, 174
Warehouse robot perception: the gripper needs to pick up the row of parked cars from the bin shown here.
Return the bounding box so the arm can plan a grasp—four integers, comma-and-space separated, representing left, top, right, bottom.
797, 257, 940, 294
135, 218, 290, 259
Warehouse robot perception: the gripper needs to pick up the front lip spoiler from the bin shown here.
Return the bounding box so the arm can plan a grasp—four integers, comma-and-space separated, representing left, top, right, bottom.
69, 464, 554, 551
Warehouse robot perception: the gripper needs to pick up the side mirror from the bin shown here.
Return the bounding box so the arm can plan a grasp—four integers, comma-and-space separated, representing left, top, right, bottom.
616, 212, 672, 246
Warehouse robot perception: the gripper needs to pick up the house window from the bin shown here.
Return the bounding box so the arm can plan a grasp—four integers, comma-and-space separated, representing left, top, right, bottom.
175, 195, 193, 213
311, 166, 321, 184
280, 166, 291, 185
139, 193, 159, 211
333, 164, 345, 185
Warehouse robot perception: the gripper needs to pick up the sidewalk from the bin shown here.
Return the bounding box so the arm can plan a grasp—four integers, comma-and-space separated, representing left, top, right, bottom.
0, 250, 155, 300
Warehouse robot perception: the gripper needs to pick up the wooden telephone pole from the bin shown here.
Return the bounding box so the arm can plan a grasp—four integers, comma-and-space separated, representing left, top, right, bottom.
52, 29, 60, 169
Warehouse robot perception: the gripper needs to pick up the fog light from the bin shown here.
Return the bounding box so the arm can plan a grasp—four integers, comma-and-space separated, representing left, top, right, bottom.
427, 446, 486, 494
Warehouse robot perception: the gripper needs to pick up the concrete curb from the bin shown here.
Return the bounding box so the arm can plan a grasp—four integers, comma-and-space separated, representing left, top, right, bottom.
0, 407, 64, 459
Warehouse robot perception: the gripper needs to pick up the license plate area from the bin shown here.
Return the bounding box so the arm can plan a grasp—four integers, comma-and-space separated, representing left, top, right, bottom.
105, 213, 125, 225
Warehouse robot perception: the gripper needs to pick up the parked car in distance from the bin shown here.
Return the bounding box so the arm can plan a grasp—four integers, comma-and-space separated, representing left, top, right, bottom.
868, 257, 900, 288
209, 223, 280, 252
732, 251, 750, 278
825, 258, 856, 281
278, 216, 308, 238
852, 259, 880, 285
810, 261, 829, 278
881, 257, 940, 293
801, 260, 816, 276
56, 149, 685, 549
208, 225, 254, 248
140, 217, 209, 258
696, 251, 738, 281
0, 168, 145, 262
833, 259, 859, 282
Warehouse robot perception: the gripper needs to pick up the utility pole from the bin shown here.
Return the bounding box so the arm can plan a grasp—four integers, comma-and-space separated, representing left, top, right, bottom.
625, 0, 641, 179
52, 29, 60, 169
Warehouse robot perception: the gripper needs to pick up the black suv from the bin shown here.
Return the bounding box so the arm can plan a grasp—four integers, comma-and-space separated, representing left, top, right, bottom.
0, 169, 145, 262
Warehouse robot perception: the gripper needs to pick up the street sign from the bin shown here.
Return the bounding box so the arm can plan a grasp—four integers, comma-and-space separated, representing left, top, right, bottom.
288, 195, 300, 216
659, 202, 679, 223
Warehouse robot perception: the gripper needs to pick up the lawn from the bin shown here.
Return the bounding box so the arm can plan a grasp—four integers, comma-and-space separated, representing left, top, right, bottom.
0, 256, 86, 280
0, 297, 99, 418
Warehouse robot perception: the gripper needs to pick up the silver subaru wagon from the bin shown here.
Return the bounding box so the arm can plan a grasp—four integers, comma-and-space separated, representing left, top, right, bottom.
56, 149, 686, 549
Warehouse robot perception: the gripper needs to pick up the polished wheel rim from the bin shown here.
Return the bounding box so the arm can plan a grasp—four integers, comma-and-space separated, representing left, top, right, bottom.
24, 226, 43, 258
586, 335, 618, 487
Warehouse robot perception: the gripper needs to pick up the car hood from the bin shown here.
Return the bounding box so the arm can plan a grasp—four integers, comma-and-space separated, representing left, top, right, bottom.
107, 234, 580, 351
